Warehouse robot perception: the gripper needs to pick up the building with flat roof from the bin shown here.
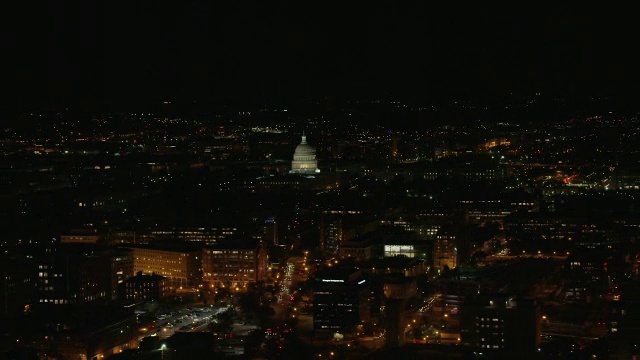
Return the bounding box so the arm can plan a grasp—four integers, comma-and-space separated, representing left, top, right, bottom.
312, 266, 371, 336
434, 232, 458, 272
383, 275, 417, 300
37, 246, 111, 305
338, 239, 375, 261
35, 304, 137, 360
127, 244, 202, 289
202, 238, 267, 289
361, 257, 429, 278
60, 228, 102, 244
118, 271, 168, 302
322, 213, 378, 258
108, 248, 134, 301
460, 295, 541, 358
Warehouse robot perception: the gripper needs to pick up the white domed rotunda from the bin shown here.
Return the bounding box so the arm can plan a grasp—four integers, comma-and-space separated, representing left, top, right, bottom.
290, 133, 320, 175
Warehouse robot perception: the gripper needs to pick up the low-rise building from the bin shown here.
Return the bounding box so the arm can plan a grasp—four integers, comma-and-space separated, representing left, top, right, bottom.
118, 271, 168, 302
127, 244, 202, 289
338, 240, 375, 261
61, 229, 102, 244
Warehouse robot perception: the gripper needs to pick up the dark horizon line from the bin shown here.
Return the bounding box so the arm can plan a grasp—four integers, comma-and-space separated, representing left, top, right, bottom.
2, 90, 636, 114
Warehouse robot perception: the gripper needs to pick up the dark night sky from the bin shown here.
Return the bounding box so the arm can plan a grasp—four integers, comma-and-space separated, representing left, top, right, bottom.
2, 2, 639, 111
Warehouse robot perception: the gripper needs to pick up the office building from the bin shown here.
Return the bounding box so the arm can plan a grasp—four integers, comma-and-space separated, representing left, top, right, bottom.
118, 271, 168, 302
37, 246, 112, 305
202, 238, 267, 289
434, 232, 458, 272
338, 240, 375, 261
460, 295, 541, 357
108, 248, 134, 300
313, 266, 371, 335
38, 305, 137, 360
128, 244, 202, 289
137, 226, 238, 245
0, 256, 37, 315
60, 228, 102, 244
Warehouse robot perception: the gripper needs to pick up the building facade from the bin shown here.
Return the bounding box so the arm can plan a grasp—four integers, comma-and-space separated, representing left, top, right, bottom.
128, 245, 202, 289
109, 249, 134, 300
460, 295, 541, 358
118, 272, 168, 302
37, 248, 111, 305
313, 267, 371, 335
202, 240, 267, 289
60, 229, 102, 244
338, 242, 374, 261
434, 233, 457, 272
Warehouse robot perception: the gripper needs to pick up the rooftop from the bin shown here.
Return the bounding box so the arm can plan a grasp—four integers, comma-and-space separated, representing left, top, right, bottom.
205, 236, 261, 250
125, 241, 202, 253
314, 264, 362, 283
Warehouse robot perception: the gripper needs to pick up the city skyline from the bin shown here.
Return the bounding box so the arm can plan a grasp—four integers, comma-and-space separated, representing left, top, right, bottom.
2, 3, 640, 360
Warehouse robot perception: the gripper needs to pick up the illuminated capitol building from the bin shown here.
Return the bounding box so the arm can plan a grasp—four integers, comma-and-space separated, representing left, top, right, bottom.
290, 132, 320, 175
255, 132, 345, 191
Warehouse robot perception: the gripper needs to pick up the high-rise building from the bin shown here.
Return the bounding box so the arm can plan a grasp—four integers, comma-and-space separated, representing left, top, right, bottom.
312, 266, 371, 336
261, 217, 278, 246
460, 295, 541, 358
565, 251, 609, 301
37, 247, 110, 305
613, 166, 640, 190
384, 298, 407, 348
1, 256, 37, 315
434, 231, 458, 272
109, 249, 134, 300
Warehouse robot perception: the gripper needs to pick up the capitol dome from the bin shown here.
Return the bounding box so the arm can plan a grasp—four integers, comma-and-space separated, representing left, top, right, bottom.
290, 133, 320, 175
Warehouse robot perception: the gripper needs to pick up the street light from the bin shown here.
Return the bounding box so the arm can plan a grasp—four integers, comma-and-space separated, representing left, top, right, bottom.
160, 344, 167, 360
